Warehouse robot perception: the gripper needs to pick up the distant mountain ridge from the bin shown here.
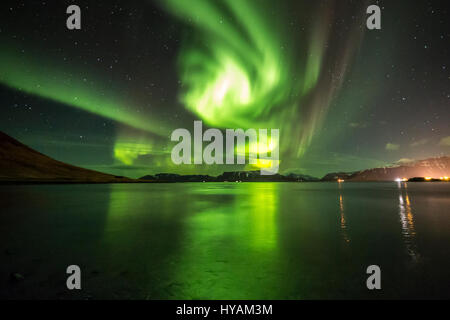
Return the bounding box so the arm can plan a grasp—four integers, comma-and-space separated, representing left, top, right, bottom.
141, 157, 450, 182
140, 171, 319, 182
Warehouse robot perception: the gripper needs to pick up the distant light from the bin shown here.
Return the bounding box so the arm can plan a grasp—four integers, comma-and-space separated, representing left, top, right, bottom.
425, 177, 432, 181
337, 179, 345, 183
395, 178, 402, 182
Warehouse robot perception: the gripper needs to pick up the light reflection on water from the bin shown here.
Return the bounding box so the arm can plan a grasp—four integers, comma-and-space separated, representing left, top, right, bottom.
168, 183, 282, 299
338, 182, 350, 243
397, 182, 419, 261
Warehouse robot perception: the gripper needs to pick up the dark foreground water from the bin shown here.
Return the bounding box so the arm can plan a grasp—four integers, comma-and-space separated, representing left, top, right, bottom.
0, 182, 449, 299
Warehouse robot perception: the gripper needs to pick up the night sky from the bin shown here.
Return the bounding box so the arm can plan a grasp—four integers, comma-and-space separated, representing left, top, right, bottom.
0, 0, 449, 178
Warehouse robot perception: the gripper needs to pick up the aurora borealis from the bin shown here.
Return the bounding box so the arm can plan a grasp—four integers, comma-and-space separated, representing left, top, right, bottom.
0, 0, 449, 178
161, 0, 298, 129
0, 45, 170, 137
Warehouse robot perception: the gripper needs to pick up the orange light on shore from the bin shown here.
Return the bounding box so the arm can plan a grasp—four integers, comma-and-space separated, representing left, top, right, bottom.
440, 176, 449, 181
337, 179, 345, 183
425, 177, 432, 181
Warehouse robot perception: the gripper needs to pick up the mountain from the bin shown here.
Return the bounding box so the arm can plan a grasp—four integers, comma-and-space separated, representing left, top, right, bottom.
216, 171, 319, 182
140, 171, 320, 182
278, 173, 319, 182
217, 171, 285, 182
349, 157, 450, 181
140, 173, 215, 182
321, 157, 450, 181
0, 131, 133, 183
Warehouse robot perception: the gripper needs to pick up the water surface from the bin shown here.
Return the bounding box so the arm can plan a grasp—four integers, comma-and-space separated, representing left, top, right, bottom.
1, 182, 449, 299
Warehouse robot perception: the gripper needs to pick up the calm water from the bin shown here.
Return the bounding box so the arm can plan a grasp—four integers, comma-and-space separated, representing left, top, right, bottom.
1, 182, 449, 299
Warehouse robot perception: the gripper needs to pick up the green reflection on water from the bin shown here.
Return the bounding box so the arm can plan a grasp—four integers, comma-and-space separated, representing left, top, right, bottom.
170, 183, 282, 299
101, 183, 283, 299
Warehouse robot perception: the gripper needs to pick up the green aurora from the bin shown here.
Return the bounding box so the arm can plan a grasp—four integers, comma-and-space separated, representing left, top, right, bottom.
0, 45, 171, 138
161, 0, 311, 128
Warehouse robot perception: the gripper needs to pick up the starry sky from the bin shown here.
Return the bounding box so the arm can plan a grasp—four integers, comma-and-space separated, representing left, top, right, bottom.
0, 0, 449, 178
